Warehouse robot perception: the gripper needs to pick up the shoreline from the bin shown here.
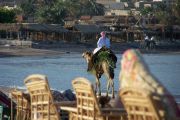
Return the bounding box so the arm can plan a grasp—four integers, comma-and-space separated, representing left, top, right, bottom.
0, 85, 180, 102
1, 42, 180, 57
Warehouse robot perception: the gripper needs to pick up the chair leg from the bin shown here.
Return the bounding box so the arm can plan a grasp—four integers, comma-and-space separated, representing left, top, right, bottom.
69, 112, 76, 120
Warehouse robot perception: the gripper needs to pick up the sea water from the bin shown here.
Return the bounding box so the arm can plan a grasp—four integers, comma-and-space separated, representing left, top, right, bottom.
0, 53, 180, 96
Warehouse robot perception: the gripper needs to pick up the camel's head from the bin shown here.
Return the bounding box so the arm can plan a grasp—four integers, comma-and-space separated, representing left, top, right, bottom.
82, 51, 93, 64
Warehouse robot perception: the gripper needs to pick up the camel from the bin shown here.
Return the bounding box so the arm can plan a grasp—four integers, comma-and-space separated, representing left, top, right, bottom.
82, 48, 117, 98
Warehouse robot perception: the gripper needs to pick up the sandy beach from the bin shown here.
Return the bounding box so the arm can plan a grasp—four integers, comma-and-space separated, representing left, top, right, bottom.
1, 41, 180, 57
0, 42, 94, 57
0, 47, 65, 57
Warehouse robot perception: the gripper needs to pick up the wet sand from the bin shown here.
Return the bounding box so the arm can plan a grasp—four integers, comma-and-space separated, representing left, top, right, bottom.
0, 47, 65, 57
0, 42, 180, 57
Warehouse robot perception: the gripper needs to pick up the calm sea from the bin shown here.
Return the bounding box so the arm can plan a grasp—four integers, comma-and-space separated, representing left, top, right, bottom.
0, 53, 180, 95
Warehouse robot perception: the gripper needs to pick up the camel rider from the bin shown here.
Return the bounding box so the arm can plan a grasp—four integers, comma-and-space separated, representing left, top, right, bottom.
92, 31, 117, 70
93, 31, 110, 54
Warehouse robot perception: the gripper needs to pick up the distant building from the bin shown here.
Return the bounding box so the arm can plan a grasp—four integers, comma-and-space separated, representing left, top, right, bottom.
96, 0, 117, 5
16, 15, 23, 23
78, 16, 92, 25
135, 1, 153, 9
153, 0, 176, 7
96, 0, 131, 16
0, 0, 23, 7
105, 3, 126, 15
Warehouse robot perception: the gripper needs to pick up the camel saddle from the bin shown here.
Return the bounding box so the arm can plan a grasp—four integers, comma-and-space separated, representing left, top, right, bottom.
89, 47, 117, 71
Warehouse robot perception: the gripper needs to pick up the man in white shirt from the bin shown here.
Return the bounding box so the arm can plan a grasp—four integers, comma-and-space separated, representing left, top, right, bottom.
150, 36, 155, 41
93, 31, 110, 54
145, 35, 149, 41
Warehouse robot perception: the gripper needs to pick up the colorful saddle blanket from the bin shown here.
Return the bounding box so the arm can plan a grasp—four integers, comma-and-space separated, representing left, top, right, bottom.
92, 47, 117, 69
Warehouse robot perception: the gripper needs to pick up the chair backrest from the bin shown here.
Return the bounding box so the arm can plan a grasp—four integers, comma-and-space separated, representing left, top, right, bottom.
120, 87, 165, 120
72, 77, 103, 120
24, 74, 60, 120
11, 90, 30, 120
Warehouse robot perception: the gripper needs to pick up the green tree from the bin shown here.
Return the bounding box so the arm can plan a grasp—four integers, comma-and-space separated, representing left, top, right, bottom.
154, 2, 175, 25
64, 0, 104, 18
77, 0, 104, 17
63, 0, 80, 18
20, 0, 35, 17
173, 0, 180, 24
36, 0, 67, 24
0, 7, 16, 23
19, 0, 104, 24
87, 0, 104, 15
140, 7, 153, 16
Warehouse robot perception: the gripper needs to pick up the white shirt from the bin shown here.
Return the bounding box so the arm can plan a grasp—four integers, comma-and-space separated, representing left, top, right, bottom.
97, 37, 110, 48
150, 36, 154, 41
93, 37, 110, 54
145, 36, 149, 41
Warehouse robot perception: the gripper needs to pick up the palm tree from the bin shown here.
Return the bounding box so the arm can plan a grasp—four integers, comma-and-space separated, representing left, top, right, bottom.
36, 0, 67, 24
173, 0, 180, 24
64, 0, 104, 17
20, 0, 35, 17
64, 0, 80, 18
88, 0, 104, 15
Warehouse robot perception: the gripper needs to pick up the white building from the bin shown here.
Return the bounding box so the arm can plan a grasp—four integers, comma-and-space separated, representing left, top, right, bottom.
96, 0, 131, 16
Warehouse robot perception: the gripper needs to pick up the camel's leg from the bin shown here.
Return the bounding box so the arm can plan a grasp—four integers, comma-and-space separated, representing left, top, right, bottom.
106, 80, 110, 97
110, 79, 115, 98
107, 78, 115, 98
94, 76, 98, 94
109, 68, 115, 98
95, 81, 97, 94
95, 75, 101, 96
102, 63, 112, 98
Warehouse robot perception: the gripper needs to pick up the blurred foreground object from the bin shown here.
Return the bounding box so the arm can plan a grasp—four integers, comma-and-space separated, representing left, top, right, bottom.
119, 49, 180, 120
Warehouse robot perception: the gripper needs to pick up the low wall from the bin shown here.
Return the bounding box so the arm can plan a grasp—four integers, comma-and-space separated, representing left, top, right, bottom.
0, 40, 32, 47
